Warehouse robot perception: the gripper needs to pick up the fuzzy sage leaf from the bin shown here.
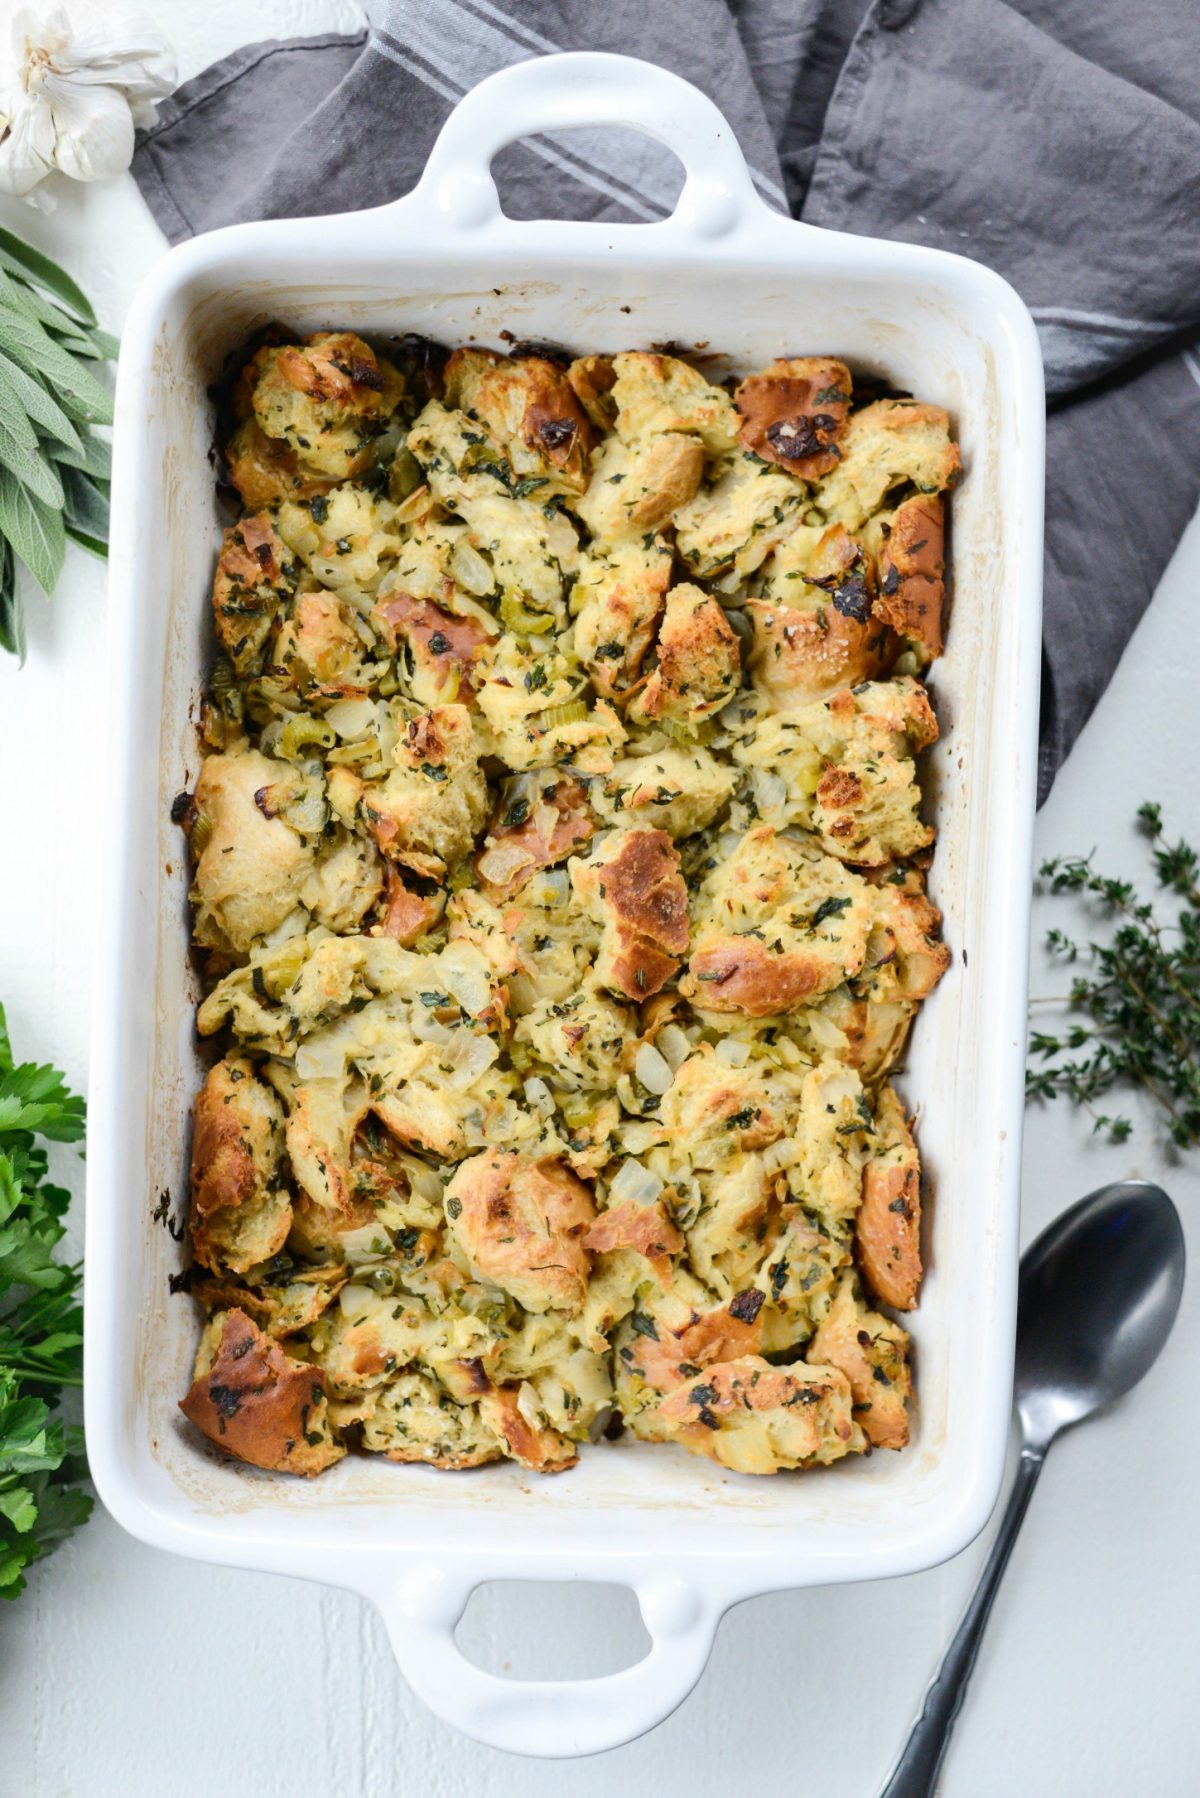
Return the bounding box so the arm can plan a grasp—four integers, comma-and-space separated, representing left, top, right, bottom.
0, 230, 114, 657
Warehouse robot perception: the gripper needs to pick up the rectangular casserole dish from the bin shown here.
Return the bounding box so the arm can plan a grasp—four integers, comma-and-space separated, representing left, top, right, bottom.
86, 51, 1044, 1760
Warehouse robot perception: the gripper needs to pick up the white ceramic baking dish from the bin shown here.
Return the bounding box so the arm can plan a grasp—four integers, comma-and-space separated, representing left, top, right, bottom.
86, 51, 1044, 1759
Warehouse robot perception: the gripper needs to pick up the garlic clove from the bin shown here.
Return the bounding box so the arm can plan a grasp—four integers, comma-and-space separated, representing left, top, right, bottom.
48, 17, 176, 118
39, 72, 133, 184
0, 4, 176, 204
0, 93, 56, 199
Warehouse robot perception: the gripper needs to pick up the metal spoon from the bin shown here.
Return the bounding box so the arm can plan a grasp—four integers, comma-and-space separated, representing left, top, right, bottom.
879, 1180, 1185, 1798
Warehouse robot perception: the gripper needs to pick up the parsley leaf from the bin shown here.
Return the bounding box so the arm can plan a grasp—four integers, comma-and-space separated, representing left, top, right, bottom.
0, 1002, 92, 1601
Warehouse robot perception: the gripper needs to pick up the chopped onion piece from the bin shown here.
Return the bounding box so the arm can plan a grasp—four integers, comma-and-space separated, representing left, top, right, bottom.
394, 483, 431, 526
524, 1075, 555, 1117
325, 696, 379, 740
295, 1037, 348, 1081
410, 1008, 453, 1045
516, 1380, 542, 1428
440, 945, 494, 1019
609, 1159, 664, 1206
715, 1038, 750, 1067
339, 1280, 377, 1316
477, 838, 532, 886
531, 800, 558, 841
450, 538, 496, 595
444, 1035, 498, 1089
635, 1042, 674, 1095
763, 1139, 799, 1172
806, 1011, 850, 1050
530, 868, 569, 908
339, 1224, 395, 1266
399, 1156, 444, 1203
507, 973, 537, 1015
656, 1024, 692, 1071
751, 770, 789, 812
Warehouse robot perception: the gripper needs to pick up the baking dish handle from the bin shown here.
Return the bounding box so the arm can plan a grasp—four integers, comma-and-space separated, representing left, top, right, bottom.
407, 50, 767, 239
376, 1560, 719, 1758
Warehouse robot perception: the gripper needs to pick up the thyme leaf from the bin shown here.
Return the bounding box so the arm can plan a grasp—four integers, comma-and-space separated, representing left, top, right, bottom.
1026, 803, 1200, 1150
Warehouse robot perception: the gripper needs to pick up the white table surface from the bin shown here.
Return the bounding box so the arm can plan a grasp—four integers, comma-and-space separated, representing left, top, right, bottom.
1, 4, 1197, 1792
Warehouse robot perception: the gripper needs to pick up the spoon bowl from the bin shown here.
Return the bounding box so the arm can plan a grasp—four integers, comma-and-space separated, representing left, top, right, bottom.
881, 1179, 1185, 1798
1016, 1180, 1185, 1450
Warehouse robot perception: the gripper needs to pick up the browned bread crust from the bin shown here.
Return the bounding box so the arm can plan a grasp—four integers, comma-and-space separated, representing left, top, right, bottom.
735, 357, 852, 478
180, 1309, 345, 1476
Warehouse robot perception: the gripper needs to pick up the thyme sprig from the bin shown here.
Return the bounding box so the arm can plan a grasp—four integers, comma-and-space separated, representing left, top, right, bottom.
1026, 803, 1200, 1150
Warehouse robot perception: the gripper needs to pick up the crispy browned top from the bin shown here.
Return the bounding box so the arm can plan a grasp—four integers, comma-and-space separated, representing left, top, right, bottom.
749, 601, 893, 708
636, 585, 740, 721
627, 1302, 763, 1396
869, 884, 951, 1000
657, 1355, 832, 1423
602, 829, 689, 954
377, 866, 443, 944
810, 1282, 911, 1449
444, 347, 594, 488
179, 1309, 344, 1476
447, 1149, 596, 1314
686, 939, 836, 1016
374, 591, 495, 697
210, 514, 294, 664
482, 1388, 578, 1473
191, 1064, 259, 1225
875, 495, 947, 658
402, 708, 453, 768
566, 353, 616, 428
476, 777, 594, 895
628, 435, 706, 533
276, 331, 384, 407
518, 358, 594, 471
224, 421, 321, 511
584, 1199, 685, 1283
735, 357, 852, 478
224, 513, 287, 586
856, 1095, 923, 1311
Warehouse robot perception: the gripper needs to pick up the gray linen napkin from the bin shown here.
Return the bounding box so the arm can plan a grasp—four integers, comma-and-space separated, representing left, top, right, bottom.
132, 0, 1200, 804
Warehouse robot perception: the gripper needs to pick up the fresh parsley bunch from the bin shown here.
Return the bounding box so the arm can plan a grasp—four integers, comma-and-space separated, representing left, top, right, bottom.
0, 224, 115, 660
1027, 804, 1200, 1151
0, 1002, 92, 1601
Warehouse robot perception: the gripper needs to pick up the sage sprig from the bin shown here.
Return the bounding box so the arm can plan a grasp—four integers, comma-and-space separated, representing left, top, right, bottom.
0, 224, 115, 660
1027, 803, 1200, 1151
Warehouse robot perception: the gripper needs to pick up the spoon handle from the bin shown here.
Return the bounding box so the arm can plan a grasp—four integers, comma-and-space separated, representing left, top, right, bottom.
878, 1446, 1046, 1798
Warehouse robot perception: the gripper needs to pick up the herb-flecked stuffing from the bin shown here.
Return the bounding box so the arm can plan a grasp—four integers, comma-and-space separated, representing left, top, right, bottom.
175, 336, 959, 1478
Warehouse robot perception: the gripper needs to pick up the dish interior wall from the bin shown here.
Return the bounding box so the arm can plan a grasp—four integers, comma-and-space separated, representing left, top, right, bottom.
111, 243, 1023, 1567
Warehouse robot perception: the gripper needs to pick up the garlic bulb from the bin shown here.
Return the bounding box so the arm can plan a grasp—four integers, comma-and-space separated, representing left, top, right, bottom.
0, 6, 175, 209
